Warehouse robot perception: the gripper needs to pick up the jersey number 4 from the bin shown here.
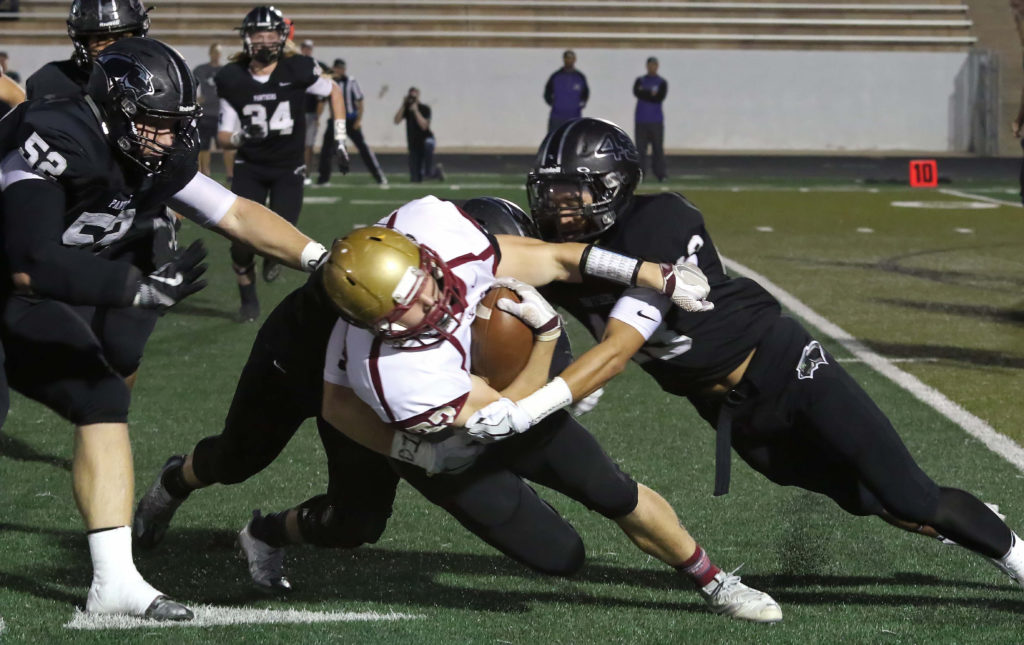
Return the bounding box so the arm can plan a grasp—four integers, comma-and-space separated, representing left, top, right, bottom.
243, 102, 294, 136
20, 132, 68, 179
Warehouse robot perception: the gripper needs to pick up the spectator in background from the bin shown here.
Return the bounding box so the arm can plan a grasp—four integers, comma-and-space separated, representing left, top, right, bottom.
300, 39, 330, 186
193, 43, 234, 182
1011, 0, 1024, 204
394, 86, 444, 183
316, 59, 387, 186
633, 56, 668, 182
544, 49, 588, 132
0, 51, 19, 83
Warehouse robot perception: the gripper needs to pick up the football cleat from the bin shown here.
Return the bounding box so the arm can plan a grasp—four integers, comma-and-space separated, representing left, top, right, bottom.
87, 576, 193, 621
990, 531, 1024, 590
133, 455, 187, 549
143, 596, 194, 621
238, 512, 293, 593
262, 259, 282, 283
237, 300, 260, 323
699, 568, 783, 623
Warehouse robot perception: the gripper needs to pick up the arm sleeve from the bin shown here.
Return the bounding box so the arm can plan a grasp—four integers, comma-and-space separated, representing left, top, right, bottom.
653, 79, 667, 103
608, 288, 671, 340
544, 73, 555, 105
1, 174, 142, 307
218, 98, 240, 133
306, 75, 335, 97
167, 171, 238, 227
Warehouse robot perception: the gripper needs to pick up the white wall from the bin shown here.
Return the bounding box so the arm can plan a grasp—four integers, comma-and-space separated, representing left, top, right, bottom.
4, 44, 971, 152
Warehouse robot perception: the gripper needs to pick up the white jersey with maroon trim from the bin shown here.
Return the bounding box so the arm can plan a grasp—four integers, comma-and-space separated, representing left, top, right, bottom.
323, 195, 499, 433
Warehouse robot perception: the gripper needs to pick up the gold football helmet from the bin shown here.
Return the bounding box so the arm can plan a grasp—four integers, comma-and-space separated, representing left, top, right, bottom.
322, 226, 466, 348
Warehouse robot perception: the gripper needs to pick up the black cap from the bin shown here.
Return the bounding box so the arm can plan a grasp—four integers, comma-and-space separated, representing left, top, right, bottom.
646, 56, 658, 64
333, 58, 345, 67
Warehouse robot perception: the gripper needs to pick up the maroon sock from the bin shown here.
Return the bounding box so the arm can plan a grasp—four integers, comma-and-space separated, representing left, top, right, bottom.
676, 544, 721, 588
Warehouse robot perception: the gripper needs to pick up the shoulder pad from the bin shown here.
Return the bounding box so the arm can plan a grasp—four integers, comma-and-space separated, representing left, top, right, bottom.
25, 60, 87, 101
18, 99, 110, 182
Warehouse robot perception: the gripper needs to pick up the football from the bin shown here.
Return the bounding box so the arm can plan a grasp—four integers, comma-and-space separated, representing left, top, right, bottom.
471, 287, 533, 391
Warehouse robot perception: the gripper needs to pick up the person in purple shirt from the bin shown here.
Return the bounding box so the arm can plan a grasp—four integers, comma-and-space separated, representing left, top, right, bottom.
544, 50, 589, 132
633, 56, 668, 182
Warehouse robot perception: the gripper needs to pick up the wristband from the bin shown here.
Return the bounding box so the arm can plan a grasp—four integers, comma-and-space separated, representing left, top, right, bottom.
300, 241, 329, 273
229, 130, 244, 148
390, 431, 427, 466
580, 245, 642, 286
333, 118, 347, 142
515, 377, 573, 425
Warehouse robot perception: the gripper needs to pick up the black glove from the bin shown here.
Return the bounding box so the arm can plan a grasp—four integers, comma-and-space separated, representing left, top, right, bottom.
336, 138, 350, 175
133, 239, 208, 310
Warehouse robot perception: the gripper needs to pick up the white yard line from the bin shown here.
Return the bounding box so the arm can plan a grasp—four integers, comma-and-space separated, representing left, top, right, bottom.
724, 256, 1024, 473
65, 606, 423, 630
938, 188, 1022, 208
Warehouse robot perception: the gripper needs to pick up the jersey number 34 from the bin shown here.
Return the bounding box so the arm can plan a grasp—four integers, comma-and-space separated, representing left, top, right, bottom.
243, 102, 294, 136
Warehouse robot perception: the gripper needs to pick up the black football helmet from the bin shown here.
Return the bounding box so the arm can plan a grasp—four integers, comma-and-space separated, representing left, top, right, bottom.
67, 0, 151, 67
527, 118, 642, 242
459, 197, 540, 238
239, 6, 288, 65
86, 37, 200, 175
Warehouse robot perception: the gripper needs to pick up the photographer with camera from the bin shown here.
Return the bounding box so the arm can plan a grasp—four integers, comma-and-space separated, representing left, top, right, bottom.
394, 86, 444, 182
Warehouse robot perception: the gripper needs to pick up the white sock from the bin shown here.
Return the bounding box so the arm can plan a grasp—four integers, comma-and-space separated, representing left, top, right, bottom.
86, 526, 162, 615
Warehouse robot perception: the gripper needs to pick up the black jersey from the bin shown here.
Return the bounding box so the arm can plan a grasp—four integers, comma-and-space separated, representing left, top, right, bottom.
216, 55, 324, 167
543, 192, 781, 395
256, 269, 338, 390
25, 59, 90, 101
0, 98, 197, 254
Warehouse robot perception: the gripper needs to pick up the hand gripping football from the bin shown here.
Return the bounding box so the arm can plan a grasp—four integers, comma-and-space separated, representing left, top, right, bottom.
470, 287, 533, 391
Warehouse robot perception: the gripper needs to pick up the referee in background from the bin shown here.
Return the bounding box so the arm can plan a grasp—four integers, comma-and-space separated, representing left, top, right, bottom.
317, 59, 387, 185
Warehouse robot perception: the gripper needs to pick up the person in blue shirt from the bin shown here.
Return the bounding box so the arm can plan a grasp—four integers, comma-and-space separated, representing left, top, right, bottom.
544, 50, 588, 133
633, 56, 668, 182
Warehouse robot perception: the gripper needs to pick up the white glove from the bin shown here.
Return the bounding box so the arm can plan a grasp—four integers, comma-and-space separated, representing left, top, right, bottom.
493, 277, 562, 341
661, 261, 714, 313
463, 397, 533, 443
390, 431, 484, 475
570, 387, 604, 417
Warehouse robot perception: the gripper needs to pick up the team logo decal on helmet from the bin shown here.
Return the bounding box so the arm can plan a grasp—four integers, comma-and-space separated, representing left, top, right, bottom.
527, 118, 642, 243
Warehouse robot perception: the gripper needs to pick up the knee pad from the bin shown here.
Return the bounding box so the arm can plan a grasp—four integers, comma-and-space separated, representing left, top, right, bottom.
230, 244, 256, 270
67, 375, 131, 425
297, 494, 392, 548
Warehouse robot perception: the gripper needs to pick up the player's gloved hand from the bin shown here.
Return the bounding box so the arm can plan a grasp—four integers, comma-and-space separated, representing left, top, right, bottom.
390, 430, 484, 475
492, 277, 561, 341
661, 261, 714, 313
133, 239, 208, 310
333, 119, 350, 174
230, 122, 268, 147
570, 387, 605, 417
463, 397, 533, 443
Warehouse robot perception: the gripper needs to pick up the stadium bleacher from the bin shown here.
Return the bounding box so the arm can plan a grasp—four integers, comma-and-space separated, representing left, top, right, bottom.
3, 1, 976, 51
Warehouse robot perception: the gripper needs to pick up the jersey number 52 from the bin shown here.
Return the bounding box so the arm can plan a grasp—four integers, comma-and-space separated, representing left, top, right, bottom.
20, 132, 68, 179
242, 102, 294, 136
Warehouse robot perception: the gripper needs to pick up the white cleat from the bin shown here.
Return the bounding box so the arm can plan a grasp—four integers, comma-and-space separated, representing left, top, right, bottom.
699, 569, 783, 623
238, 512, 293, 593
990, 531, 1024, 590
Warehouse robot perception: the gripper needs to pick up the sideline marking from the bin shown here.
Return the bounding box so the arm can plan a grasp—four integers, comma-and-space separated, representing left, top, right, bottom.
890, 200, 997, 210
856, 227, 874, 233
724, 256, 1024, 473
939, 188, 1022, 208
302, 196, 340, 204
65, 606, 423, 631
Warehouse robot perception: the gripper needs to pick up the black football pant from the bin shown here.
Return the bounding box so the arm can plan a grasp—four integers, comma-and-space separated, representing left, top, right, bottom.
229, 160, 305, 269
394, 410, 639, 576
1, 296, 131, 425
635, 121, 666, 181
317, 119, 385, 184
190, 331, 398, 529
692, 315, 1012, 559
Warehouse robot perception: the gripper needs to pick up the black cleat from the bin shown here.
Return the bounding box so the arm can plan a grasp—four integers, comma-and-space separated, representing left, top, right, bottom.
143, 595, 194, 621
262, 259, 282, 283
237, 300, 260, 323
134, 455, 187, 549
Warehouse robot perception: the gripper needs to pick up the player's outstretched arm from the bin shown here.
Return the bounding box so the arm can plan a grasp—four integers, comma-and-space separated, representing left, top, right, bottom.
494, 235, 712, 312
214, 197, 327, 272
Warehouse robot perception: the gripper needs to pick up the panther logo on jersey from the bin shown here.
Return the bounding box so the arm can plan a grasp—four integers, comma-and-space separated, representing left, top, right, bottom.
796, 340, 828, 380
